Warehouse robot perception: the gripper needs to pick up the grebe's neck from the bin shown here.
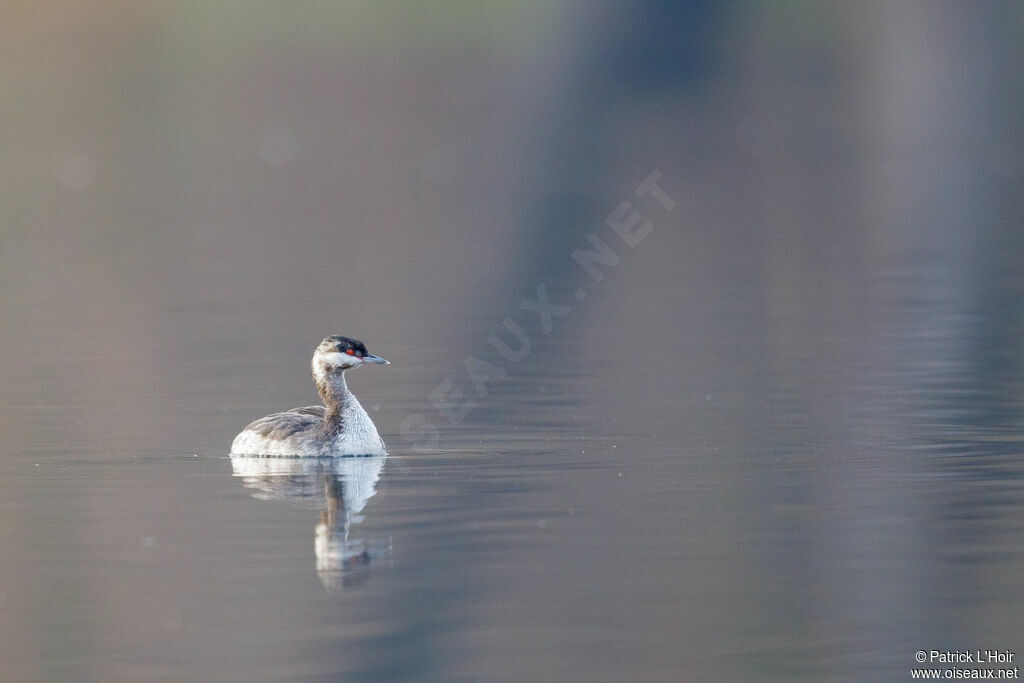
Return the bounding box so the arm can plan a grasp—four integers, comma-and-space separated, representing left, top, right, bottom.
316, 371, 352, 437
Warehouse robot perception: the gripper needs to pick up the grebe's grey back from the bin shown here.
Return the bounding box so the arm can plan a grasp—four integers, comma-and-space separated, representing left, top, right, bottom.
230, 336, 389, 456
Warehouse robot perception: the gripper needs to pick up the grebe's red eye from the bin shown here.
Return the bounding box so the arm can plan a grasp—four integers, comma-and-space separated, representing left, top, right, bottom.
345, 348, 355, 355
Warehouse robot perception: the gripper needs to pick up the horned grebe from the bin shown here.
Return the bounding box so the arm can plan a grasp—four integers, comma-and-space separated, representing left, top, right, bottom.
230, 336, 389, 456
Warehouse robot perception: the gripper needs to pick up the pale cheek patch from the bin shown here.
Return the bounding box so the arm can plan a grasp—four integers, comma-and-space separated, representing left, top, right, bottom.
318, 352, 362, 370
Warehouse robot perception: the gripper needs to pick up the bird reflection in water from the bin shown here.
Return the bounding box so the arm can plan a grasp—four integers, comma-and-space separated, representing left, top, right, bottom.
229, 454, 392, 591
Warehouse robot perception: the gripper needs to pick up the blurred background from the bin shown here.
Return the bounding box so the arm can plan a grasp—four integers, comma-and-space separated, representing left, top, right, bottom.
2, 1, 1024, 681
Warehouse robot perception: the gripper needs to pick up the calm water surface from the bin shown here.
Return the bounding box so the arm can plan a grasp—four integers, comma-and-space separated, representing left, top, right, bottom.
4, 247, 1024, 681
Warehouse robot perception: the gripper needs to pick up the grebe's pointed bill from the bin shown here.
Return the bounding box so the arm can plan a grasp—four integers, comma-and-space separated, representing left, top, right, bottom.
363, 353, 389, 365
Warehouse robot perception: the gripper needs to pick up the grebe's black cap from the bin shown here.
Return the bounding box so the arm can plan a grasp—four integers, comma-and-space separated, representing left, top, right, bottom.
317, 335, 388, 364
319, 335, 367, 355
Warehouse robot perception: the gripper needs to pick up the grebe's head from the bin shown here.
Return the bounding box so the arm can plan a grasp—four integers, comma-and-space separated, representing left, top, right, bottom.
313, 335, 389, 379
